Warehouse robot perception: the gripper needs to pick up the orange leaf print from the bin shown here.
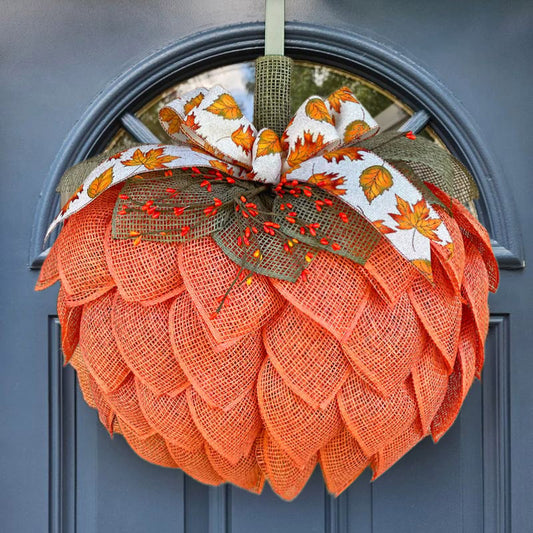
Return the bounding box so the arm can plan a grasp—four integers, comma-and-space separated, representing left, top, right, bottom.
307, 172, 346, 196
60, 184, 84, 214
231, 125, 255, 155
183, 112, 200, 131
122, 148, 179, 170
372, 219, 395, 235
159, 107, 181, 135
256, 129, 281, 157
389, 195, 442, 241
287, 132, 326, 167
411, 259, 433, 282
209, 159, 234, 176
87, 167, 113, 198
206, 93, 243, 120
323, 146, 365, 163
183, 93, 205, 115
327, 87, 359, 113
305, 98, 333, 124
280, 117, 294, 152
359, 165, 393, 202
344, 120, 371, 143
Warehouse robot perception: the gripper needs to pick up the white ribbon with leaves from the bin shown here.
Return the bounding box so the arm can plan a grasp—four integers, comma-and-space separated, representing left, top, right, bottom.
46, 85, 452, 274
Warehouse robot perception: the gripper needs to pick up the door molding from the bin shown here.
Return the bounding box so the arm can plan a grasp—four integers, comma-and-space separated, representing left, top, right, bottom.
30, 22, 524, 270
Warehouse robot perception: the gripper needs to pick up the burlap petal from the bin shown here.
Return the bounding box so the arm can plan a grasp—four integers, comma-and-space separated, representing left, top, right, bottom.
187, 387, 262, 465
206, 441, 265, 494
112, 294, 189, 396
342, 291, 426, 396
169, 291, 264, 410
411, 343, 450, 434
337, 373, 418, 457
105, 374, 155, 437
57, 186, 119, 305
119, 421, 178, 468
166, 442, 224, 485
136, 382, 203, 451
104, 223, 184, 304
272, 251, 370, 341
256, 431, 317, 502
319, 425, 370, 496
409, 259, 462, 370
57, 286, 82, 362
79, 289, 130, 393
264, 304, 350, 409
257, 359, 342, 468
179, 236, 283, 345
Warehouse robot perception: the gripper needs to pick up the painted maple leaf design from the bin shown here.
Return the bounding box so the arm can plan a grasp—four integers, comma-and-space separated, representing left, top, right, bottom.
87, 167, 113, 198
389, 195, 442, 241
231, 124, 255, 155
183, 93, 205, 115
327, 86, 359, 113
287, 131, 326, 167
372, 219, 395, 235
60, 184, 84, 215
256, 129, 281, 157
322, 146, 365, 163
307, 172, 346, 196
159, 107, 181, 135
205, 93, 243, 120
122, 148, 179, 170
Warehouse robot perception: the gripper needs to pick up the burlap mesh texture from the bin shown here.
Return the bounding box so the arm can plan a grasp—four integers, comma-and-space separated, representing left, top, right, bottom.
39, 180, 498, 501
254, 56, 293, 137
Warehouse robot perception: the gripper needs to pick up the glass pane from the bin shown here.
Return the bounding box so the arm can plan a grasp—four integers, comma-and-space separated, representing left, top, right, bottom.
107, 61, 442, 151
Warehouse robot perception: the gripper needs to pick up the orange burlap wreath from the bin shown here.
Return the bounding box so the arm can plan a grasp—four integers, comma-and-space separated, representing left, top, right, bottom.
36, 86, 498, 500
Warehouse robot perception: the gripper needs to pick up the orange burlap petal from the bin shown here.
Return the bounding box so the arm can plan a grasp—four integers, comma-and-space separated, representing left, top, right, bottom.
79, 288, 130, 393
169, 290, 264, 410
272, 252, 371, 342
111, 293, 189, 396
69, 346, 96, 409
178, 236, 283, 345
342, 291, 426, 397
371, 419, 424, 480
57, 186, 119, 305
462, 239, 490, 359
206, 441, 265, 494
105, 373, 155, 437
187, 387, 262, 465
264, 304, 350, 409
319, 425, 370, 496
256, 431, 317, 502
257, 359, 342, 468
136, 382, 203, 451
118, 419, 178, 468
362, 237, 420, 305
35, 238, 60, 291
409, 258, 462, 370
104, 223, 184, 305
337, 372, 418, 457
57, 286, 82, 362
426, 182, 499, 292
411, 342, 450, 434
166, 442, 224, 485
430, 310, 478, 442
431, 207, 465, 295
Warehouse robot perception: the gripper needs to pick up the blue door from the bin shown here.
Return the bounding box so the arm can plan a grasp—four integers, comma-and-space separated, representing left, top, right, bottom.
2, 2, 531, 532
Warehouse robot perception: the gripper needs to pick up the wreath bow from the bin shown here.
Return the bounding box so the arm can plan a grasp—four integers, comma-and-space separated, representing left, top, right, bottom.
46, 85, 452, 278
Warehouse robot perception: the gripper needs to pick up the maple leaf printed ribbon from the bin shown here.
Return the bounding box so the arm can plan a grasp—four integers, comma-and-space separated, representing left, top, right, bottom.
46, 85, 452, 274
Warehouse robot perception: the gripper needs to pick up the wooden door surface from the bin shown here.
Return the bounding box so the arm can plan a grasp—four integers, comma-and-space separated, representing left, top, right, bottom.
2, 2, 531, 532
